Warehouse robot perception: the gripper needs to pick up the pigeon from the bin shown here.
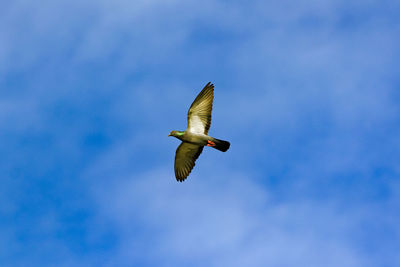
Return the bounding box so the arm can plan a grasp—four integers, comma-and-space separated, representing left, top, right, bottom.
168, 82, 230, 182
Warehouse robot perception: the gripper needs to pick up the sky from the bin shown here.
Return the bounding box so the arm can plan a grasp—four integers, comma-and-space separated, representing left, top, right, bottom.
1, 0, 400, 266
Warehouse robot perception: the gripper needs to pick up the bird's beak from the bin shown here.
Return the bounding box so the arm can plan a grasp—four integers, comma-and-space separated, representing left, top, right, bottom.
168, 133, 171, 137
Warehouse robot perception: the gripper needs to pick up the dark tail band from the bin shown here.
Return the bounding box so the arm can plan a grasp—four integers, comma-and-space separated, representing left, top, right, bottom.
213, 138, 230, 152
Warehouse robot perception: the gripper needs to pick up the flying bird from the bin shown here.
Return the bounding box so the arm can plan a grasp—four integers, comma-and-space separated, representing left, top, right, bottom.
168, 82, 230, 182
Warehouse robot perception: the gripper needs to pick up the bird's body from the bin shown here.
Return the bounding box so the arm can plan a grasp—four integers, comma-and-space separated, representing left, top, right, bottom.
171, 131, 229, 150
169, 82, 230, 182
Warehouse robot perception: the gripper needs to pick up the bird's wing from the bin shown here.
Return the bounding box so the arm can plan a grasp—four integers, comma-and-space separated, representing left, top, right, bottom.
174, 142, 204, 182
187, 82, 214, 134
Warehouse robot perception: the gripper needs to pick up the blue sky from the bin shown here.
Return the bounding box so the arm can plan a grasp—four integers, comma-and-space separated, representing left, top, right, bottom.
1, 0, 400, 266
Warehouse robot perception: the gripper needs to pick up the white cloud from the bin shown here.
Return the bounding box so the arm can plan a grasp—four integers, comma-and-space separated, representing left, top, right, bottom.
87, 166, 372, 266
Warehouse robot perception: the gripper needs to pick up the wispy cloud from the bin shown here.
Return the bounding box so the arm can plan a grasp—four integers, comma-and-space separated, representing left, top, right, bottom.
87, 165, 392, 267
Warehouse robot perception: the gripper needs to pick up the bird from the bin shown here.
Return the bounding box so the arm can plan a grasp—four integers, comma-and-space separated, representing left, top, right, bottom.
168, 82, 230, 182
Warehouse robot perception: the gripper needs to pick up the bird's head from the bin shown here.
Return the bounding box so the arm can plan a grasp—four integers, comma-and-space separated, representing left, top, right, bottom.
168, 130, 184, 137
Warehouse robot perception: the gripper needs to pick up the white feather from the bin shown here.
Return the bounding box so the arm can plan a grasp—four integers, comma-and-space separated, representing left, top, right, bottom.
188, 115, 205, 134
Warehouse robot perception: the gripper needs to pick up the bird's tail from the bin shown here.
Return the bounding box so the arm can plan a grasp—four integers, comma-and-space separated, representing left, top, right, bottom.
212, 138, 230, 152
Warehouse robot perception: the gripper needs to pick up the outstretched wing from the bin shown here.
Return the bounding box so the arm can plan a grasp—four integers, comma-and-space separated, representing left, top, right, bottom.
174, 142, 204, 182
187, 82, 214, 134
